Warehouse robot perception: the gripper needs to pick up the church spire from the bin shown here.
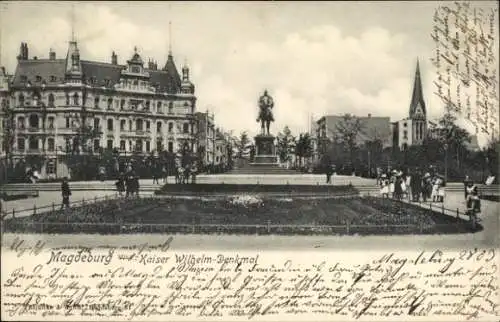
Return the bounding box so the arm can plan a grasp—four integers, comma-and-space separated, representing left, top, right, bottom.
409, 58, 426, 120
168, 21, 172, 56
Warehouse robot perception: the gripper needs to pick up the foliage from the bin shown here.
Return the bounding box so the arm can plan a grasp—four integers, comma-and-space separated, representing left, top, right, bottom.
295, 133, 313, 167
236, 131, 251, 159
277, 125, 295, 163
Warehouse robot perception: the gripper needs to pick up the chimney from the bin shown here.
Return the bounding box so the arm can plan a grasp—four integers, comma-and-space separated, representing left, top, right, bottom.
49, 48, 56, 60
111, 51, 117, 65
33, 56, 38, 60
23, 43, 29, 60
368, 113, 372, 118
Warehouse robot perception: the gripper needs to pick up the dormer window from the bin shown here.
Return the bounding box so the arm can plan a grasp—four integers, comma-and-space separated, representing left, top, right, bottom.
131, 66, 140, 73
20, 75, 27, 83
35, 75, 42, 82
50, 75, 57, 82
105, 79, 111, 87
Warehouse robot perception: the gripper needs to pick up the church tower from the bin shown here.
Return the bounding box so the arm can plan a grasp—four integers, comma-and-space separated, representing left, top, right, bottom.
408, 59, 427, 144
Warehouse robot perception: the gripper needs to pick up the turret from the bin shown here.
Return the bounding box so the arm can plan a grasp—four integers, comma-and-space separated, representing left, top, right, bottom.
111, 51, 118, 65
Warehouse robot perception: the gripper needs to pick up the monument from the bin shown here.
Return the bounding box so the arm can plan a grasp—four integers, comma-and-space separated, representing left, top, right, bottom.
253, 90, 278, 165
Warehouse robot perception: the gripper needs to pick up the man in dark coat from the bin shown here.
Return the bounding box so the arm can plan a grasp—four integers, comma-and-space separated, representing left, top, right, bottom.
60, 177, 71, 210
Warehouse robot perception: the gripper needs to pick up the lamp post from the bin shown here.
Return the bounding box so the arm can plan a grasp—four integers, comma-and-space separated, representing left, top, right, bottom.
444, 143, 448, 182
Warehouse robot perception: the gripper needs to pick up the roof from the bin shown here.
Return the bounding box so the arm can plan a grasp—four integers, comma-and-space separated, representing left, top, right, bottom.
12, 59, 66, 86
12, 55, 183, 94
409, 59, 426, 119
322, 115, 392, 147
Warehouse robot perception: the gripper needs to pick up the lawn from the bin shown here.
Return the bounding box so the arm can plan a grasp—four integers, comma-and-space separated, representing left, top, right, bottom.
1, 195, 477, 235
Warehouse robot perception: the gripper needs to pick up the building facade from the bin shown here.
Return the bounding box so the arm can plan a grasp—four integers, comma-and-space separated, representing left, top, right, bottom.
195, 111, 215, 166
2, 40, 197, 179
392, 60, 428, 150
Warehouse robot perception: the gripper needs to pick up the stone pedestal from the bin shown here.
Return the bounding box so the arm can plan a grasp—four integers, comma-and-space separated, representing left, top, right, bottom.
252, 134, 278, 165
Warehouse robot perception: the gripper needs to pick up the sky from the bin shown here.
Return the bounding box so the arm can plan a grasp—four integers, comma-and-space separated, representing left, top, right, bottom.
0, 1, 498, 145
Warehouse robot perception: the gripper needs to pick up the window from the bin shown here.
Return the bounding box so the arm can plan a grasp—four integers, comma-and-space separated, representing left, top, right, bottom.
18, 117, 25, 129
146, 121, 150, 131
131, 66, 140, 73
48, 138, 55, 151
168, 142, 173, 153
66, 93, 70, 105
157, 101, 162, 113
403, 130, 408, 140
29, 137, 38, 150
168, 122, 173, 133
94, 118, 100, 130
107, 98, 113, 109
46, 160, 55, 174
29, 114, 39, 129
129, 120, 132, 131
36, 75, 42, 82
48, 117, 55, 129
120, 140, 126, 151
19, 93, 25, 106
66, 117, 70, 128
107, 119, 114, 131
136, 139, 143, 152
156, 139, 162, 151
129, 140, 132, 151
146, 141, 150, 152
48, 93, 55, 107
183, 123, 189, 134
20, 75, 27, 83
107, 140, 113, 150
120, 120, 126, 131
94, 139, 100, 152
136, 119, 143, 131
120, 99, 125, 110
94, 96, 100, 108
50, 75, 57, 82
168, 102, 173, 114
157, 122, 162, 133
17, 138, 25, 151
145, 101, 150, 111
403, 122, 407, 127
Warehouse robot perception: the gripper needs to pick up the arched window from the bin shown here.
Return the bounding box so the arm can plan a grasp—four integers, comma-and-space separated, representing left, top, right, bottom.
94, 96, 100, 108
183, 123, 189, 134
107, 98, 113, 109
29, 114, 39, 129
107, 119, 114, 131
18, 116, 25, 129
48, 93, 55, 107
156, 101, 162, 113
157, 121, 162, 133
168, 102, 173, 114
73, 93, 79, 105
168, 122, 173, 133
19, 93, 25, 106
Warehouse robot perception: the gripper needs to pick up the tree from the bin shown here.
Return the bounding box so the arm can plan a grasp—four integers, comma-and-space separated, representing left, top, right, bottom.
277, 125, 295, 163
236, 131, 251, 159
295, 133, 313, 168
1, 98, 15, 182
334, 114, 363, 169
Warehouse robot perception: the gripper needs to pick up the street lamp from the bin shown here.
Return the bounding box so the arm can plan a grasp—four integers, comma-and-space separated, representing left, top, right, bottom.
444, 143, 448, 182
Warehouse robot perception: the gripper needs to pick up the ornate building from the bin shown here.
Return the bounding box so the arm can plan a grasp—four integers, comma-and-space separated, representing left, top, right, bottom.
392, 59, 428, 150
2, 39, 196, 178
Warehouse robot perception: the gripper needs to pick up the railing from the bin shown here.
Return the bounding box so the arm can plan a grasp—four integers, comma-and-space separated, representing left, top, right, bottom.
1, 194, 478, 235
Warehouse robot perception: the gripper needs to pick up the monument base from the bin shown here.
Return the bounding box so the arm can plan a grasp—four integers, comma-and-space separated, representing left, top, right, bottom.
253, 134, 278, 165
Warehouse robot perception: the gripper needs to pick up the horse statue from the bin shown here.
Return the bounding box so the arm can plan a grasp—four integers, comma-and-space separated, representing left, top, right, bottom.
256, 90, 274, 135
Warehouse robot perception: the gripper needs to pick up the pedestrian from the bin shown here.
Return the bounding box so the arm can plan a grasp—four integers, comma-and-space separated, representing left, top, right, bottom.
125, 172, 133, 197
325, 165, 332, 184
134, 175, 140, 196
191, 162, 198, 184
152, 165, 159, 184
115, 173, 125, 196
60, 177, 71, 210
463, 175, 471, 199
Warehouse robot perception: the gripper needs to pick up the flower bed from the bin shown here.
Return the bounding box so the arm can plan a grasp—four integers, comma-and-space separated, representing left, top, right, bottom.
2, 195, 477, 235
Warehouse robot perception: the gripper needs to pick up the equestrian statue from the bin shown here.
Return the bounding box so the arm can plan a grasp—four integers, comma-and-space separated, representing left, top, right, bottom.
257, 90, 274, 135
